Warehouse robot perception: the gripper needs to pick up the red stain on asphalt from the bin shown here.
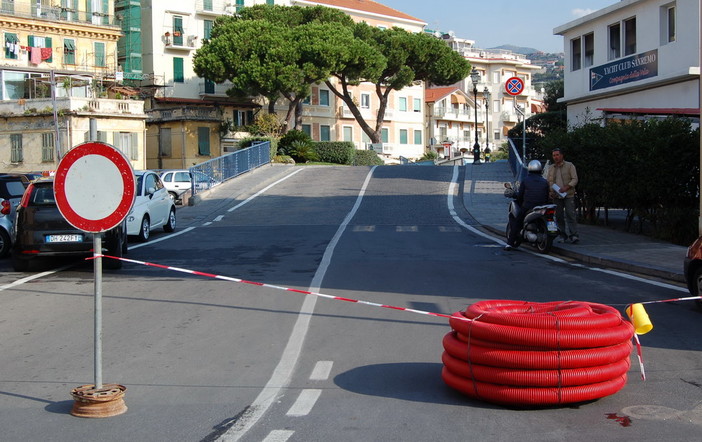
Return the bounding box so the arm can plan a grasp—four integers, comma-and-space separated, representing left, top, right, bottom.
606, 413, 632, 427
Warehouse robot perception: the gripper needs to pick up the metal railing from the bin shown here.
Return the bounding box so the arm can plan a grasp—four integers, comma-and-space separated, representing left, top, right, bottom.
190, 141, 270, 196
507, 138, 526, 184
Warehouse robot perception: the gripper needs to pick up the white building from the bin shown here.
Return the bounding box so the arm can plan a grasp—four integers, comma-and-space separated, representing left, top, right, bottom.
554, 0, 700, 124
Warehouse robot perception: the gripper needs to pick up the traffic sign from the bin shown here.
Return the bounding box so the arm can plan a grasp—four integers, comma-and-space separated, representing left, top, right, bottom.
54, 142, 136, 233
505, 77, 525, 96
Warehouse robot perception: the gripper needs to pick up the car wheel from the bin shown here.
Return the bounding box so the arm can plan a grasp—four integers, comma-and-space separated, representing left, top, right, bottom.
104, 234, 123, 269
693, 267, 702, 310
164, 208, 176, 232
138, 216, 150, 242
168, 191, 178, 202
11, 252, 31, 272
0, 228, 10, 259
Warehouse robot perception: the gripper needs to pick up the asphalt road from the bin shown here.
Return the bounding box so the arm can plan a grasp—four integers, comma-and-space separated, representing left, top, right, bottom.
1, 165, 700, 441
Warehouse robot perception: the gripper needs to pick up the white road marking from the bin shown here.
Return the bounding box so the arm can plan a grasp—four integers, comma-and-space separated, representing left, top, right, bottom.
0, 268, 68, 292
262, 430, 294, 442
127, 227, 195, 250
310, 360, 334, 381
219, 167, 377, 441
286, 389, 323, 417
228, 168, 305, 213
448, 166, 686, 292
214, 215, 224, 222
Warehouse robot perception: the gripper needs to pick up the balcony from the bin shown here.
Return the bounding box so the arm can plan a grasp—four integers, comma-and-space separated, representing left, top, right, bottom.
147, 106, 222, 123
0, 2, 119, 27
0, 96, 144, 116
195, 0, 234, 16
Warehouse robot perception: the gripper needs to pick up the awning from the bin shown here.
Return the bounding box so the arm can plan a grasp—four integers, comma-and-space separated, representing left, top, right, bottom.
64, 40, 75, 50
598, 107, 700, 116
451, 94, 467, 104
4, 33, 18, 44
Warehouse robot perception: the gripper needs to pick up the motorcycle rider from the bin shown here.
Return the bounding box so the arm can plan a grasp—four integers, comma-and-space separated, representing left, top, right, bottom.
505, 160, 550, 251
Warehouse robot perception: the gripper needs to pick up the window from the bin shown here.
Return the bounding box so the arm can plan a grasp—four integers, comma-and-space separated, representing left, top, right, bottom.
343, 126, 353, 142
301, 124, 311, 137
399, 129, 408, 144
571, 37, 581, 71
414, 129, 422, 145
159, 128, 172, 157
360, 93, 370, 109
320, 125, 331, 141
608, 23, 621, 60
198, 127, 210, 155
173, 16, 184, 46
413, 98, 421, 112
204, 20, 213, 40
60, 0, 79, 21
203, 0, 212, 11
302, 96, 311, 105
662, 5, 676, 44
624, 17, 636, 55
492, 100, 500, 113
173, 57, 184, 83
493, 130, 501, 141
115, 132, 139, 160
319, 89, 330, 106
583, 33, 594, 67
235, 0, 244, 12
399, 97, 407, 112
28, 35, 53, 63
94, 42, 105, 67
42, 133, 54, 162
10, 134, 23, 163
4, 33, 19, 59
266, 0, 274, 4
204, 79, 215, 94
64, 39, 75, 64
381, 128, 389, 143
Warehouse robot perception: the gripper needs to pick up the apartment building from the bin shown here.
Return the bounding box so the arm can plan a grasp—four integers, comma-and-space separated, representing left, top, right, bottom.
435, 33, 542, 153
554, 0, 700, 124
0, 0, 148, 172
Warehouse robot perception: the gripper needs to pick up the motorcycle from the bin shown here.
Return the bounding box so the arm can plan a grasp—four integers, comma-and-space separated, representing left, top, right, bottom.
503, 182, 560, 253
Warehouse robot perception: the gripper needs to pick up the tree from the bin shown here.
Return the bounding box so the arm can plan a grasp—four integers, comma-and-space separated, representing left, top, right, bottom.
326, 23, 471, 143
543, 79, 565, 113
193, 5, 360, 130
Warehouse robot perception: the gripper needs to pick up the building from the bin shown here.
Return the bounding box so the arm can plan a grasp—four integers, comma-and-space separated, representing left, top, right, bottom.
424, 87, 474, 157
0, 0, 148, 172
434, 33, 542, 153
554, 0, 700, 125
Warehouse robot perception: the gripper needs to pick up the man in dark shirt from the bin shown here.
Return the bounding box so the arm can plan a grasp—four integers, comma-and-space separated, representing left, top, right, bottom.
505, 160, 550, 250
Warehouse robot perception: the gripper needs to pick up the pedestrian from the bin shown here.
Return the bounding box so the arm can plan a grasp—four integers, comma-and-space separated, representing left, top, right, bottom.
547, 147, 579, 243
505, 160, 550, 250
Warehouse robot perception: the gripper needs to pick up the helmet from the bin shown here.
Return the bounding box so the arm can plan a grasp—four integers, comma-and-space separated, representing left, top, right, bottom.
527, 160, 542, 173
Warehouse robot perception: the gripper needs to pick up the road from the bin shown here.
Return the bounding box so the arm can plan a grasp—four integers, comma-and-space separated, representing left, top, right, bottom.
0, 165, 700, 441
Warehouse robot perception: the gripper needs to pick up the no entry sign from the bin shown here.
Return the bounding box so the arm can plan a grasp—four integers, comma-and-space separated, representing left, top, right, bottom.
54, 142, 136, 233
505, 77, 525, 96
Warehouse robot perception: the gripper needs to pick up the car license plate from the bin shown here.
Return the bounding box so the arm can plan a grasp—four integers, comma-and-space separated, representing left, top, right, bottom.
46, 234, 83, 243
547, 221, 558, 232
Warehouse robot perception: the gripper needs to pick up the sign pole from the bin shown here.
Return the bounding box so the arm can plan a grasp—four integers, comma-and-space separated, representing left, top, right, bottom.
94, 234, 103, 389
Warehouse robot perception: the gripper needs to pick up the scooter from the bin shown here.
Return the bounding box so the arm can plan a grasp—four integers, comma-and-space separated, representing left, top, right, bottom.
503, 183, 560, 253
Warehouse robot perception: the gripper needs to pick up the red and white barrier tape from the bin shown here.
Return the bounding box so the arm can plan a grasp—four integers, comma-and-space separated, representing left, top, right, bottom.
93, 255, 462, 322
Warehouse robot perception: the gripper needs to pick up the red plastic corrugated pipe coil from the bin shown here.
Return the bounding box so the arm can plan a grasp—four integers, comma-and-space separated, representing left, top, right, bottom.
442, 300, 635, 406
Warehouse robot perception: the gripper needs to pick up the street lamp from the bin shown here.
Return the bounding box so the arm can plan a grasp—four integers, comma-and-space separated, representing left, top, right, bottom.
470, 68, 481, 164
483, 86, 491, 161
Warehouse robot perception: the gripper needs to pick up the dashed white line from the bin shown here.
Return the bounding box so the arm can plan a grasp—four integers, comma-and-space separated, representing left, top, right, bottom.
214, 215, 224, 222
310, 360, 334, 381
262, 430, 294, 442
286, 389, 323, 417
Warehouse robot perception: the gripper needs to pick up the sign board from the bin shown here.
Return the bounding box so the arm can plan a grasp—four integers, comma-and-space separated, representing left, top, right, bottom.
590, 49, 658, 91
505, 77, 525, 96
54, 142, 136, 233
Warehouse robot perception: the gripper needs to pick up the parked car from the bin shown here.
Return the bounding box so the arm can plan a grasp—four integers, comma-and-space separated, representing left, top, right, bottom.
159, 169, 218, 203
684, 235, 702, 309
11, 177, 127, 271
0, 174, 30, 258
127, 170, 176, 242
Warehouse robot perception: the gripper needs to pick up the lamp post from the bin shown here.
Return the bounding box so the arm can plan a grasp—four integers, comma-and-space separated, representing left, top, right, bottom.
470, 68, 481, 164
483, 86, 491, 162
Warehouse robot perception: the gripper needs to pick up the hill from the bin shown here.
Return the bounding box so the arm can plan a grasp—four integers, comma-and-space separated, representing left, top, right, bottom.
490, 44, 543, 55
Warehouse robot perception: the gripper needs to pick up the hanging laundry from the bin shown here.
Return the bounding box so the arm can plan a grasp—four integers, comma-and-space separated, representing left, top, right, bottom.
40, 47, 52, 60
30, 47, 41, 64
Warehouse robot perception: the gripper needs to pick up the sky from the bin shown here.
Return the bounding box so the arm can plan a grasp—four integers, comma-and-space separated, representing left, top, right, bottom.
378, 0, 618, 53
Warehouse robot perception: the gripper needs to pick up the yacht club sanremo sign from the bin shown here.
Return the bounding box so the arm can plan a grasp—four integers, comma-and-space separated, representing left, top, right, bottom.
590, 49, 658, 91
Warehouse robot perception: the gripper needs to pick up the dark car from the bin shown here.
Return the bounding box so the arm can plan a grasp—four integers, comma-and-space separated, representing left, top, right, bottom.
11, 177, 128, 271
684, 236, 702, 309
0, 174, 30, 258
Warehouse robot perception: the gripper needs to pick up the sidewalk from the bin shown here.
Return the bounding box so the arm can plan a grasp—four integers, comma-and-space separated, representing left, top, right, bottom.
463, 160, 688, 284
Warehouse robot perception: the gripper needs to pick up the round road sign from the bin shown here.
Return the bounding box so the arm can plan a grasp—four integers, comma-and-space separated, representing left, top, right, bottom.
54, 142, 136, 233
505, 77, 525, 96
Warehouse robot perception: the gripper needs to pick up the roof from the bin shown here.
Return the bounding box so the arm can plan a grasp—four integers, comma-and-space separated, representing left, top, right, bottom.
425, 87, 470, 103
298, 0, 424, 23
154, 97, 260, 108
598, 107, 700, 116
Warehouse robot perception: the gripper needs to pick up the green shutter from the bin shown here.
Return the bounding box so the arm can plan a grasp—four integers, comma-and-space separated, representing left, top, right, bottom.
198, 127, 210, 156
204, 20, 213, 40
95, 42, 105, 67
45, 37, 52, 62
173, 57, 184, 83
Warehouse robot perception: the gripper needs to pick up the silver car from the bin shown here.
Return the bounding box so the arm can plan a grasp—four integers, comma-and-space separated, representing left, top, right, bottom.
0, 174, 30, 258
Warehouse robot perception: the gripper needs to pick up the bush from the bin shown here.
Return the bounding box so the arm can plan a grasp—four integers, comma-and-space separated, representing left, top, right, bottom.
279, 130, 312, 154
289, 140, 319, 163
417, 151, 438, 162
238, 136, 278, 160
353, 149, 384, 166
313, 141, 355, 165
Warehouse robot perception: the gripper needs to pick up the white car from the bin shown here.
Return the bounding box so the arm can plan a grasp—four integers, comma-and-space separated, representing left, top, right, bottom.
127, 170, 176, 241
159, 169, 218, 203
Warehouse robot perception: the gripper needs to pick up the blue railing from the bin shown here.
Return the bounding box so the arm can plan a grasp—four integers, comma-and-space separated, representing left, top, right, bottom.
190, 141, 270, 196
